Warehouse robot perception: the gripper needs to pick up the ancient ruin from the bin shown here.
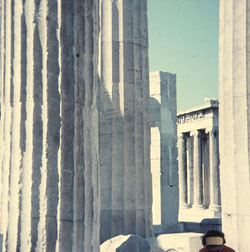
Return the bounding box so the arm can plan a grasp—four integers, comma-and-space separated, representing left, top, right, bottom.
99, 0, 152, 243
219, 1, 250, 250
0, 1, 100, 251
177, 99, 221, 222
0, 0, 250, 251
0, 0, 153, 251
149, 71, 178, 233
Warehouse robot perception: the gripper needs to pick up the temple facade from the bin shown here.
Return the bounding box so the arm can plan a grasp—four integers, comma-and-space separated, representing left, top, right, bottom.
177, 99, 221, 222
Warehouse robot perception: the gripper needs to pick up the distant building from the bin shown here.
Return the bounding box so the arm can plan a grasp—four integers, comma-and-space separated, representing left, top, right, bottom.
177, 98, 221, 222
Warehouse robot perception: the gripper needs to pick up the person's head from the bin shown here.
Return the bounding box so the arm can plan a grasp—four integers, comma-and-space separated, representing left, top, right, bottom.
201, 230, 226, 252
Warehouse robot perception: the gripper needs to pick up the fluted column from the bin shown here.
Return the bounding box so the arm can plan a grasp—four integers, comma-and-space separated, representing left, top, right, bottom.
178, 133, 188, 209
191, 130, 203, 209
99, 0, 152, 243
206, 127, 220, 211
186, 136, 194, 206
219, 1, 250, 250
0, 1, 100, 251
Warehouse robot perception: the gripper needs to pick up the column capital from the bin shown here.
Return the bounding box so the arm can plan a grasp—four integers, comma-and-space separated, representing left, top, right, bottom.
190, 130, 201, 137
205, 126, 218, 135
178, 132, 185, 139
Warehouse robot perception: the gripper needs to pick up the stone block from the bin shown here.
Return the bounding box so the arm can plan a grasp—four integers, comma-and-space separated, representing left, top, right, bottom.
160, 80, 168, 97
162, 223, 184, 233
180, 218, 221, 233
149, 97, 161, 109
151, 146, 161, 160
151, 159, 161, 171
160, 122, 176, 135
179, 208, 221, 223
157, 233, 203, 252
151, 127, 161, 139
160, 108, 172, 122
100, 210, 112, 244
160, 163, 178, 186
112, 210, 125, 236
124, 210, 136, 234
100, 235, 151, 252
161, 185, 179, 225
150, 107, 161, 122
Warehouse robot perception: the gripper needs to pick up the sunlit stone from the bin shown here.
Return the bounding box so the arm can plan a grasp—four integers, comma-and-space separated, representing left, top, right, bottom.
149, 71, 179, 233
0, 1, 99, 251
99, 0, 153, 243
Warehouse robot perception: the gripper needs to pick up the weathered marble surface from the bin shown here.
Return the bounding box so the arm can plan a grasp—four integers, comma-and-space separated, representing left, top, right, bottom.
99, 0, 153, 243
1, 0, 153, 251
156, 233, 203, 252
100, 235, 151, 252
0, 0, 99, 251
219, 1, 250, 251
177, 100, 221, 222
149, 71, 178, 232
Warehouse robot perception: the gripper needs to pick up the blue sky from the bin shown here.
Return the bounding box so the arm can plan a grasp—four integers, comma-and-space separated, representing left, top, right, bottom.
148, 0, 219, 112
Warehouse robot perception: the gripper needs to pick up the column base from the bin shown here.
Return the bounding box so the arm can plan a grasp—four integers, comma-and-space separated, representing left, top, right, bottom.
209, 205, 221, 211
179, 203, 189, 209
192, 204, 204, 210
178, 207, 221, 222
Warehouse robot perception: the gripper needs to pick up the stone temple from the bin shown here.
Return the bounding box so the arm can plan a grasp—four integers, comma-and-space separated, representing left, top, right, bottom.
0, 0, 250, 252
177, 98, 221, 222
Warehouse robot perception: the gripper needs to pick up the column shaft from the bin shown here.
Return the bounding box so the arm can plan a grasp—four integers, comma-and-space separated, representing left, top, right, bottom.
178, 134, 188, 208
208, 128, 220, 210
219, 1, 250, 250
192, 130, 203, 209
141, 0, 153, 237
99, 0, 152, 242
186, 136, 194, 206
0, 1, 100, 251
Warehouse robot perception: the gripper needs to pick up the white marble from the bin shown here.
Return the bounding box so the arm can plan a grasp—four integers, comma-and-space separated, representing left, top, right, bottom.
207, 127, 220, 211
156, 233, 203, 252
99, 0, 153, 243
191, 130, 204, 209
178, 134, 188, 209
177, 99, 221, 222
0, 1, 100, 251
219, 1, 250, 251
101, 235, 151, 252
149, 71, 178, 231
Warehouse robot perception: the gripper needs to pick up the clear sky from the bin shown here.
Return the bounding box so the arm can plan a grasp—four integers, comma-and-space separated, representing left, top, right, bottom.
148, 0, 219, 112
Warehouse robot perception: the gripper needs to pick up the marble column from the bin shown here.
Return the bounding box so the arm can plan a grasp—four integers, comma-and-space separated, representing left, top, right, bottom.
186, 136, 194, 206
0, 1, 100, 251
219, 1, 250, 250
191, 130, 203, 209
206, 127, 220, 211
99, 0, 153, 243
178, 133, 188, 209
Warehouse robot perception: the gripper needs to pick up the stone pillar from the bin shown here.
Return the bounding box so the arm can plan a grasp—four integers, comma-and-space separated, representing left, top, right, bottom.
186, 136, 194, 206
0, 0, 1, 82
149, 71, 178, 231
99, 0, 153, 243
219, 1, 250, 250
206, 127, 220, 211
178, 133, 188, 209
0, 1, 100, 251
191, 130, 203, 209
